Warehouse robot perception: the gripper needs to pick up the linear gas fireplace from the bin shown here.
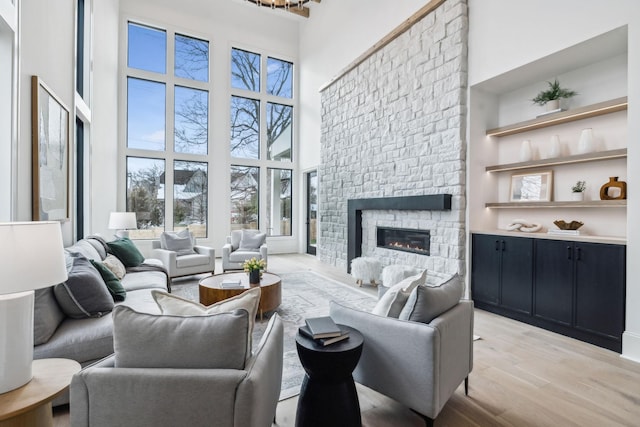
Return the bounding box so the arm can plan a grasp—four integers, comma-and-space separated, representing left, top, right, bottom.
377, 227, 430, 256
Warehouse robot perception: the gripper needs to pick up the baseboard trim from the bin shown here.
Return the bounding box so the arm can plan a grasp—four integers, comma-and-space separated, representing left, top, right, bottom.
622, 331, 640, 363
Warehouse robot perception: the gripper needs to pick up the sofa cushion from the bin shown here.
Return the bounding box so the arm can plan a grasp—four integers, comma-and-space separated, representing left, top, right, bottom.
399, 273, 463, 324
152, 287, 260, 355
54, 254, 114, 319
160, 229, 196, 256
230, 230, 242, 251
106, 237, 145, 267
239, 229, 266, 250
175, 253, 211, 268
371, 270, 427, 318
120, 270, 168, 292
33, 286, 65, 345
90, 259, 127, 302
65, 240, 102, 262
86, 238, 108, 260
118, 289, 163, 315
34, 315, 114, 363
113, 305, 249, 369
229, 249, 260, 263
102, 254, 126, 279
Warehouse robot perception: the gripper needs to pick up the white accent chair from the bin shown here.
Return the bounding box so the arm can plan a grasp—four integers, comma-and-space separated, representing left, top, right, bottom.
151, 231, 215, 279
222, 230, 268, 272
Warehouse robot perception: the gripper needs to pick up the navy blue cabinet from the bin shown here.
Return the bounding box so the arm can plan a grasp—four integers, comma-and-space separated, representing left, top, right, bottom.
472, 233, 626, 353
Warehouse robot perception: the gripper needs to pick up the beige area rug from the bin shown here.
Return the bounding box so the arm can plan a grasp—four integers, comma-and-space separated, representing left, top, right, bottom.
171, 270, 377, 400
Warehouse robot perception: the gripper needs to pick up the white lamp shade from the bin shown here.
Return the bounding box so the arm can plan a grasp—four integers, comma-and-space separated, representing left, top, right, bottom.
108, 212, 137, 230
0, 221, 68, 295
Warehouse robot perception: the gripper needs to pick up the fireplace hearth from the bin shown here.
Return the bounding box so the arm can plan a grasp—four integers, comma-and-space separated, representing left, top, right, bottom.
377, 227, 430, 255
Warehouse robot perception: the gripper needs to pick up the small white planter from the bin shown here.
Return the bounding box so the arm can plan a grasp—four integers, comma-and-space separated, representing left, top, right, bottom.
571, 192, 584, 201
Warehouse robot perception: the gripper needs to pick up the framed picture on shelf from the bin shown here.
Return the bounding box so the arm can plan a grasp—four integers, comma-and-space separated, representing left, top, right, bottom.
31, 76, 70, 221
509, 171, 553, 202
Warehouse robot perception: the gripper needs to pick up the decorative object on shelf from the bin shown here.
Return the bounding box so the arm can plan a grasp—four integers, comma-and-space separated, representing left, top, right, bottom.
504, 218, 542, 233
243, 257, 266, 285
531, 78, 577, 114
599, 176, 627, 200
548, 135, 561, 158
553, 220, 584, 231
520, 140, 533, 162
571, 180, 586, 201
509, 171, 553, 202
577, 128, 594, 154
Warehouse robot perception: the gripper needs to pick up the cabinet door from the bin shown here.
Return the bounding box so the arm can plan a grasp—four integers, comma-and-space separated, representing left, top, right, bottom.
534, 239, 573, 326
471, 234, 501, 305
500, 237, 533, 314
575, 243, 625, 340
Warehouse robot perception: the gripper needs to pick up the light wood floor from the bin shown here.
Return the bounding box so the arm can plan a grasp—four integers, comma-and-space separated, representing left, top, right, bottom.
53, 253, 640, 426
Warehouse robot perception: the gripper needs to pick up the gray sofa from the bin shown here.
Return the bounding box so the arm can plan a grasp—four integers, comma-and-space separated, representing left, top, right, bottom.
33, 238, 169, 405
70, 314, 284, 427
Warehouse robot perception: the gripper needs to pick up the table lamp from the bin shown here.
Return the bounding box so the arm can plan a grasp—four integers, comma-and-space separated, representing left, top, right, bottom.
108, 212, 137, 238
0, 221, 67, 394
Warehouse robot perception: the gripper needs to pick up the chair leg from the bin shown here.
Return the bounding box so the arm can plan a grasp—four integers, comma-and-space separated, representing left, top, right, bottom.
465, 376, 469, 396
411, 410, 434, 427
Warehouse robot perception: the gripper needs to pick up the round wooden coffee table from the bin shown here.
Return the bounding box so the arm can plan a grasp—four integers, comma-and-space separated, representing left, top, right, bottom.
199, 272, 282, 319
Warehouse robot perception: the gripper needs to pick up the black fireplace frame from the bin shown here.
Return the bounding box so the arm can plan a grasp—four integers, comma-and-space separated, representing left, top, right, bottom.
347, 194, 451, 272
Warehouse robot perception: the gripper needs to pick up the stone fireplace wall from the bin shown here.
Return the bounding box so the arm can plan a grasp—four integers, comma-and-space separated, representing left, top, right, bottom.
318, 0, 468, 275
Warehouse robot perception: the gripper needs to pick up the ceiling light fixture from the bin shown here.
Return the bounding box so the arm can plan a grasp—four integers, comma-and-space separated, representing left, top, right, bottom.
244, 0, 320, 18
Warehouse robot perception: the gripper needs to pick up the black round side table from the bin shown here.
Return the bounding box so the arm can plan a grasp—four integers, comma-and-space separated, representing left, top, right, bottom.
295, 324, 364, 427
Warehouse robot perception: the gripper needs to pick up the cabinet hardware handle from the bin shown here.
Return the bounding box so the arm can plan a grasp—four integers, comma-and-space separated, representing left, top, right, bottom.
567, 246, 572, 260
501, 240, 506, 251
495, 240, 500, 251
576, 247, 582, 260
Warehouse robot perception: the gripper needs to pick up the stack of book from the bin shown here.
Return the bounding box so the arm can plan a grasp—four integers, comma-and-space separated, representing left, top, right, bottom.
220, 279, 243, 288
299, 316, 349, 346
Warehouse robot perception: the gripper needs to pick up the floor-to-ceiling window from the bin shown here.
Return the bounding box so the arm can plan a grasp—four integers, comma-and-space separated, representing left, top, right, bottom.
230, 48, 294, 235
124, 21, 209, 239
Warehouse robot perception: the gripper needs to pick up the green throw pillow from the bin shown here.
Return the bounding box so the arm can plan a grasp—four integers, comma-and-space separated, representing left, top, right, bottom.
90, 259, 127, 302
106, 237, 145, 268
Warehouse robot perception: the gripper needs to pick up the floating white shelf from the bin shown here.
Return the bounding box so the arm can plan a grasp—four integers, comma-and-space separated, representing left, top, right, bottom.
485, 148, 627, 173
486, 97, 628, 137
485, 200, 626, 209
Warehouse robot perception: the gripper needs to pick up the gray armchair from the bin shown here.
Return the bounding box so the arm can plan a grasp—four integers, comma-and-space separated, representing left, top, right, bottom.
330, 300, 474, 427
222, 229, 268, 272
70, 314, 284, 427
151, 240, 215, 279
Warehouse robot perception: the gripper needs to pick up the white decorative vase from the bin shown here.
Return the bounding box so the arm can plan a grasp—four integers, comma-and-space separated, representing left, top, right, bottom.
549, 135, 561, 158
578, 128, 594, 154
546, 99, 560, 111
520, 140, 533, 162
571, 192, 584, 201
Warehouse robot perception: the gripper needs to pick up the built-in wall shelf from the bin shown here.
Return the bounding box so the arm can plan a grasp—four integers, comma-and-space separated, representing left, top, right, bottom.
485, 200, 626, 209
486, 97, 628, 137
485, 148, 627, 173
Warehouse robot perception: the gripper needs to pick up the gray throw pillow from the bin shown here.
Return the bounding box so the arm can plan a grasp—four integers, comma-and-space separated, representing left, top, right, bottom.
113, 305, 249, 369
53, 254, 115, 319
398, 273, 463, 324
160, 229, 195, 256
239, 229, 266, 251
33, 286, 65, 345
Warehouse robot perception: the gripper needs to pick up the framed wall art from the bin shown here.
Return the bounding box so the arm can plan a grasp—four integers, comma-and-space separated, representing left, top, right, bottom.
509, 171, 553, 202
31, 76, 70, 221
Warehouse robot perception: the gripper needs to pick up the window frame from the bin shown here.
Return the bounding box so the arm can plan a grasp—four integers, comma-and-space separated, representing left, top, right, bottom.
122, 19, 211, 239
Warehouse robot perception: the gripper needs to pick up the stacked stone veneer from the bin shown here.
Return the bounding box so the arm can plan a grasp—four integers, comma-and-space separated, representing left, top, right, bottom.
319, 0, 468, 276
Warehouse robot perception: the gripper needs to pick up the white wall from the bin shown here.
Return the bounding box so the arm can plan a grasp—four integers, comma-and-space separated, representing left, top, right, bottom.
0, 0, 16, 221
19, 0, 75, 244
91, 0, 120, 239
467, 0, 640, 362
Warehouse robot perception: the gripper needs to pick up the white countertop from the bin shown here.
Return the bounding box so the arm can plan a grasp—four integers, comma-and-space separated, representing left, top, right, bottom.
471, 229, 627, 245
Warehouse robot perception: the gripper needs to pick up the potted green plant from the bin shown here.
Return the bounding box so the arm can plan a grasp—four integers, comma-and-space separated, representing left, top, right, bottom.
243, 257, 266, 284
571, 180, 586, 201
532, 79, 577, 111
